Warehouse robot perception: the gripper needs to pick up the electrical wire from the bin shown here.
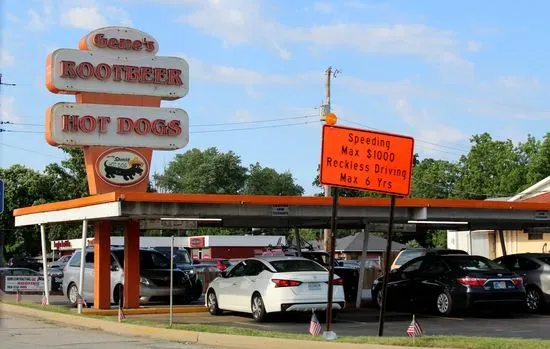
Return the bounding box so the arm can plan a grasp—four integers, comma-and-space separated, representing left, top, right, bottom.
0, 142, 67, 160
190, 120, 320, 134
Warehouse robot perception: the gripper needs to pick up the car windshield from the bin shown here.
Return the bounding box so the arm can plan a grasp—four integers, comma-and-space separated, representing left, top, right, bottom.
301, 252, 329, 266
447, 256, 506, 271
395, 250, 424, 265
270, 259, 327, 272
538, 257, 550, 265
174, 250, 192, 264
140, 250, 170, 269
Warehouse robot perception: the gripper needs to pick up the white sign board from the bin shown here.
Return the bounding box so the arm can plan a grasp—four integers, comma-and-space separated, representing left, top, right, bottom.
46, 102, 189, 149
5, 276, 51, 292
46, 48, 189, 100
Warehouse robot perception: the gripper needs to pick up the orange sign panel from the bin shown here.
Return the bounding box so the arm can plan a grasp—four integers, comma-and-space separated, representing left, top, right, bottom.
320, 125, 414, 196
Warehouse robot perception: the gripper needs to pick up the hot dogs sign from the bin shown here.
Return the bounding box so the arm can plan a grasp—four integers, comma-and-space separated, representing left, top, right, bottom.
45, 26, 190, 193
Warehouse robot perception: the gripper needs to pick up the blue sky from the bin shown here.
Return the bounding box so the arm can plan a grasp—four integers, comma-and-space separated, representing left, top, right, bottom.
1, 0, 550, 195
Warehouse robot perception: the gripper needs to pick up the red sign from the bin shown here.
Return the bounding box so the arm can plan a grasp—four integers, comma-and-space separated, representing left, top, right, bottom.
53, 240, 71, 249
188, 237, 205, 248
320, 125, 414, 196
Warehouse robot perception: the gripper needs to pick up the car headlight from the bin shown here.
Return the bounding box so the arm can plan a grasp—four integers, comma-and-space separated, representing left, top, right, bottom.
140, 277, 152, 285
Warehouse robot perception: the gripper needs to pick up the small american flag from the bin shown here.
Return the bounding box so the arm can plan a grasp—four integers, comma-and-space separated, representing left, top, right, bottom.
15, 289, 21, 303
406, 315, 423, 337
76, 294, 87, 308
41, 293, 48, 306
118, 306, 126, 322
309, 311, 322, 336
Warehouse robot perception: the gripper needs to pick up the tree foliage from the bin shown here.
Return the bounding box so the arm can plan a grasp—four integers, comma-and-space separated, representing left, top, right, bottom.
244, 162, 304, 196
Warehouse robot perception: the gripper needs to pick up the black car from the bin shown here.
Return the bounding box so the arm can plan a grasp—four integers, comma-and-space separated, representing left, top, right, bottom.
372, 254, 526, 316
150, 247, 202, 301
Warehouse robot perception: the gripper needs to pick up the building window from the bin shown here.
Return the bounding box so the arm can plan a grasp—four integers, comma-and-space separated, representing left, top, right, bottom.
528, 233, 543, 240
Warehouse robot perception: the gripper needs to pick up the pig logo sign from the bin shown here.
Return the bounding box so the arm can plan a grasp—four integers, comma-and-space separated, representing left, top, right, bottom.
96, 148, 149, 186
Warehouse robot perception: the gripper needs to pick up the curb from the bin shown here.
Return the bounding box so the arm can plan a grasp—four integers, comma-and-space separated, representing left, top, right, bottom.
0, 302, 428, 349
83, 306, 207, 315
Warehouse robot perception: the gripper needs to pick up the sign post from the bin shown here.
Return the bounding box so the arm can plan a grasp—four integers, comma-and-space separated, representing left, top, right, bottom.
319, 122, 414, 338
0, 179, 4, 214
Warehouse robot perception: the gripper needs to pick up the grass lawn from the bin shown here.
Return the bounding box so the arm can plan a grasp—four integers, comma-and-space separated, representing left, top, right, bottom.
3, 301, 550, 349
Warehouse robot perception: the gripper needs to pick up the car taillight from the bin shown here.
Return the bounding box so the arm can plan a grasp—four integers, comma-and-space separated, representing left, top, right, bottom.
326, 278, 343, 285
457, 277, 487, 287
512, 277, 523, 287
272, 279, 302, 287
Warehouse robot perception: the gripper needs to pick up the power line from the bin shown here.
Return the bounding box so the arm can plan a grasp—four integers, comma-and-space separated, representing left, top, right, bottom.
0, 142, 67, 160
0, 74, 16, 86
0, 129, 42, 134
190, 120, 321, 134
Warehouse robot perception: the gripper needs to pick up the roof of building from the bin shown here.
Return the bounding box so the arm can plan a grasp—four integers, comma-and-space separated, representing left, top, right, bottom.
335, 232, 407, 252
520, 192, 550, 203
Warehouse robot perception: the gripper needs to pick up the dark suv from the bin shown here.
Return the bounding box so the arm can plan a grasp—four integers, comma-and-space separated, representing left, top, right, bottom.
391, 248, 468, 270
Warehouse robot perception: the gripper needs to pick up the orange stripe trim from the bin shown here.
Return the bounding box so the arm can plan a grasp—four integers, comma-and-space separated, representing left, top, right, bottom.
12, 192, 550, 217
13, 192, 121, 216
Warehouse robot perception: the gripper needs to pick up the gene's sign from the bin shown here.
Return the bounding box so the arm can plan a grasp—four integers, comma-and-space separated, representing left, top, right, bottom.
320, 125, 414, 196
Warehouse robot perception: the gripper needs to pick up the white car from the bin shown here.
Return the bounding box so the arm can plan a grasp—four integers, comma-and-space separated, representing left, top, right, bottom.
205, 256, 346, 322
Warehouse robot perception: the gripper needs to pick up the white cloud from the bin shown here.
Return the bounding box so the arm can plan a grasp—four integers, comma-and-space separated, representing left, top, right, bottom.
25, 0, 54, 31
338, 76, 431, 98
497, 76, 540, 90
177, 1, 473, 68
60, 3, 133, 30
0, 96, 23, 123
313, 2, 333, 14
0, 50, 15, 67
233, 109, 254, 122
467, 40, 482, 52
395, 98, 466, 145
7, 13, 20, 23
61, 7, 108, 30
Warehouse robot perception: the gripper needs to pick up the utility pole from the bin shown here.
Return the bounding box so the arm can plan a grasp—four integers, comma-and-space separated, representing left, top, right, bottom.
320, 66, 341, 253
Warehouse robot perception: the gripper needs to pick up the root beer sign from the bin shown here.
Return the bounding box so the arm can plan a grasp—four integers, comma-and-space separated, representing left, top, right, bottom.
320, 125, 414, 196
45, 26, 190, 194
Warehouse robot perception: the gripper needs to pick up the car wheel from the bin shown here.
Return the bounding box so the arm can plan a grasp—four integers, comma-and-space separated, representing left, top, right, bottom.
207, 290, 221, 315
375, 290, 383, 309
526, 286, 544, 313
251, 293, 267, 322
436, 290, 453, 316
68, 283, 79, 307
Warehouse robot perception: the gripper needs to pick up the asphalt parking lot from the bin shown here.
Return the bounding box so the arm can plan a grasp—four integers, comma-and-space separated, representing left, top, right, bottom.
5, 293, 550, 339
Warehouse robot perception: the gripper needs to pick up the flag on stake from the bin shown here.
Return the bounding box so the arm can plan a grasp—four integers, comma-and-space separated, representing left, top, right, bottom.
76, 293, 87, 308
15, 289, 21, 303
309, 311, 322, 336
406, 314, 423, 338
41, 293, 47, 306
118, 306, 126, 322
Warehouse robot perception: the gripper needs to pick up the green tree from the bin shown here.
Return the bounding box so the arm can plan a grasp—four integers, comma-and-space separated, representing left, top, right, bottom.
153, 147, 248, 194
44, 147, 89, 200
411, 159, 459, 198
244, 163, 304, 195
523, 133, 550, 188
454, 133, 525, 199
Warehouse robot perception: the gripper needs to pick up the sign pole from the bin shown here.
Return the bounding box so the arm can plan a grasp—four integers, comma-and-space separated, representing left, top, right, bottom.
169, 235, 174, 327
39, 224, 50, 305
324, 186, 339, 340
377, 195, 396, 337
78, 219, 88, 314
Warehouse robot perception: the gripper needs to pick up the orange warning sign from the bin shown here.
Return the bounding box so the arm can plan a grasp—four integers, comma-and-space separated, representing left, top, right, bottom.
320, 124, 414, 196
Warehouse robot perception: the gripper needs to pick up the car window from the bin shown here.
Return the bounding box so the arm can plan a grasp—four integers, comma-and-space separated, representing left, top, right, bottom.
69, 252, 81, 267
228, 261, 247, 277
12, 268, 39, 276
447, 256, 506, 271
518, 257, 540, 270
495, 256, 517, 270
401, 258, 424, 273
85, 251, 95, 269
244, 260, 266, 276
421, 259, 449, 275
538, 257, 550, 265
0, 269, 12, 276
269, 259, 327, 272
395, 250, 425, 266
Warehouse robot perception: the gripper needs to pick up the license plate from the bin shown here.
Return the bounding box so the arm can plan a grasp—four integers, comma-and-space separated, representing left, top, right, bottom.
493, 281, 507, 289
308, 283, 321, 290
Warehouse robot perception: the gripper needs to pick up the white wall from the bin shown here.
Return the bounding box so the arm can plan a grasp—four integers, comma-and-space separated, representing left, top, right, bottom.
447, 230, 490, 258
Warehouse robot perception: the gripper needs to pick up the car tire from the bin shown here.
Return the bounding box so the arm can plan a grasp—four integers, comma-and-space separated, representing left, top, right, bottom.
436, 290, 453, 316
67, 283, 79, 307
251, 293, 267, 322
207, 290, 222, 315
374, 290, 383, 309
526, 286, 545, 313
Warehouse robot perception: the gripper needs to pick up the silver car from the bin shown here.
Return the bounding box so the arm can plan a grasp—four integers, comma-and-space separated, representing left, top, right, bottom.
494, 253, 550, 313
62, 247, 194, 306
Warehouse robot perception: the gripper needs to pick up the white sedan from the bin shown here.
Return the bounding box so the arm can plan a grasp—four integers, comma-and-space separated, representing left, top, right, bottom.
205, 256, 346, 322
